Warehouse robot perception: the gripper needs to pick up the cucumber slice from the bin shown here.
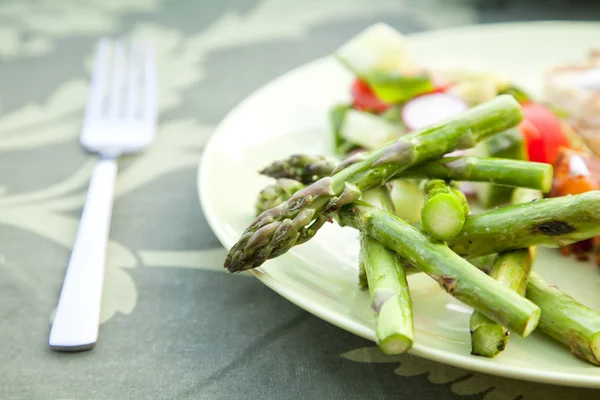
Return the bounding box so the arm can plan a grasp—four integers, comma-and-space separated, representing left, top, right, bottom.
335, 23, 413, 78
334, 23, 432, 103
447, 79, 498, 106
341, 109, 403, 150
472, 128, 527, 208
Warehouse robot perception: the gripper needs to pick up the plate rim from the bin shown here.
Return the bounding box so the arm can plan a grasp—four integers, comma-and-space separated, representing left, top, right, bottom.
198, 20, 600, 388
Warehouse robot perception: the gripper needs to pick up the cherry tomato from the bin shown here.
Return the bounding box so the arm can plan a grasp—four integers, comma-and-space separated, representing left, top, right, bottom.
519, 118, 546, 163
521, 103, 570, 164
350, 79, 390, 113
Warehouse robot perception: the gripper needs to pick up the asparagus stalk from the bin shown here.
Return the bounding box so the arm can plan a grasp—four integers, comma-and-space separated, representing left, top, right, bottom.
359, 187, 414, 354
261, 155, 552, 191
466, 245, 600, 365
469, 188, 543, 357
420, 179, 469, 240
338, 201, 540, 337
447, 191, 600, 257
360, 233, 414, 354
402, 156, 553, 192
526, 272, 600, 366
470, 248, 535, 356
358, 187, 395, 290
226, 95, 523, 272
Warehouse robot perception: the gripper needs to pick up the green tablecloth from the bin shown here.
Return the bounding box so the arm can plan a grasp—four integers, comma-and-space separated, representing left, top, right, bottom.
1, 0, 600, 398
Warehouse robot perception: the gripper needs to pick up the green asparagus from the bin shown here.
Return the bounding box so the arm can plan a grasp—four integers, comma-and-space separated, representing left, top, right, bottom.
469, 188, 542, 357
260, 155, 553, 192
470, 248, 535, 357
359, 187, 414, 354
255, 179, 305, 215
358, 187, 395, 290
402, 157, 552, 192
338, 201, 540, 337
260, 155, 337, 184
447, 191, 600, 258
360, 233, 414, 354
420, 179, 469, 240
225, 95, 523, 272
471, 128, 528, 207
526, 272, 600, 366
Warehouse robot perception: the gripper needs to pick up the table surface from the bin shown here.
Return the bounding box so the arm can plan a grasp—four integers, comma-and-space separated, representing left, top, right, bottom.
2, 0, 600, 399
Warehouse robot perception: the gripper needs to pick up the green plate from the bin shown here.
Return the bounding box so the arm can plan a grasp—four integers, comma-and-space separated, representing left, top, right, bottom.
200, 22, 600, 388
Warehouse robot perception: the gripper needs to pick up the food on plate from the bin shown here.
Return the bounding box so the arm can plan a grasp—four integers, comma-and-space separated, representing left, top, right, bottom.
544, 49, 600, 264
334, 23, 433, 104
525, 271, 600, 366
548, 144, 600, 263
545, 49, 600, 154
338, 200, 541, 338
260, 154, 552, 191
255, 178, 304, 215
401, 93, 468, 131
225, 23, 600, 365
225, 95, 523, 272
468, 187, 540, 357
259, 154, 337, 184
471, 128, 528, 207
359, 187, 414, 354
420, 179, 469, 241
470, 248, 535, 358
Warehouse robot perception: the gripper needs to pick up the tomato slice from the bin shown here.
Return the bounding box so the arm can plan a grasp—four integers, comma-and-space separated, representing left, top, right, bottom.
350, 79, 390, 113
521, 103, 570, 164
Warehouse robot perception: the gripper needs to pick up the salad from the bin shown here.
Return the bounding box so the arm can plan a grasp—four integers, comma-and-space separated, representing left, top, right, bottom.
332, 23, 600, 264
224, 23, 600, 365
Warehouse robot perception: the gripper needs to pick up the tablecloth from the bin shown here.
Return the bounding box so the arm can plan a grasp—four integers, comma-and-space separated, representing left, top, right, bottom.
1, 0, 600, 399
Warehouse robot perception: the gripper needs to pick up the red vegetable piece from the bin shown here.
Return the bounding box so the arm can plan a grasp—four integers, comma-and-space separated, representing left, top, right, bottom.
519, 119, 546, 163
521, 103, 570, 164
350, 79, 390, 113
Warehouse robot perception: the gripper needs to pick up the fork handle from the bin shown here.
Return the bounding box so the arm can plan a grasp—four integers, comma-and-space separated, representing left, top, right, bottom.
49, 157, 118, 351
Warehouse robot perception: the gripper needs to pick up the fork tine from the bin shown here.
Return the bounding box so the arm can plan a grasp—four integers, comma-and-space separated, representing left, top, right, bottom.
140, 41, 157, 125
125, 41, 140, 119
84, 38, 111, 120
107, 39, 126, 118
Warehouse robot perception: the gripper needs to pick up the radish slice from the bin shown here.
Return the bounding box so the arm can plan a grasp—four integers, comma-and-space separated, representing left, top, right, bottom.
402, 93, 468, 131
444, 149, 468, 157
458, 181, 477, 198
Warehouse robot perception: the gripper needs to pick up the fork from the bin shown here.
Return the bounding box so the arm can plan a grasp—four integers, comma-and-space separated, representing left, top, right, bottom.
49, 38, 157, 351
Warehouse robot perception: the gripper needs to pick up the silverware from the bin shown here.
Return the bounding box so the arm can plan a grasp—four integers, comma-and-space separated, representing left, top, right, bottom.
49, 38, 158, 351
